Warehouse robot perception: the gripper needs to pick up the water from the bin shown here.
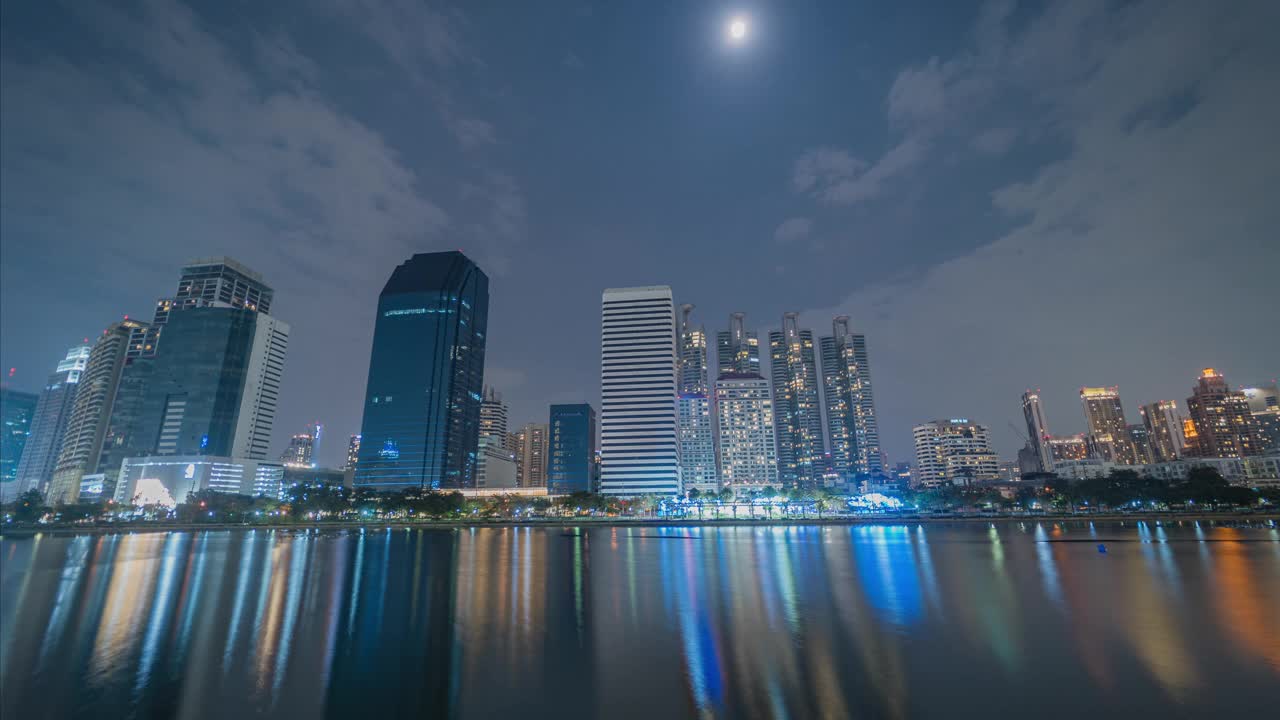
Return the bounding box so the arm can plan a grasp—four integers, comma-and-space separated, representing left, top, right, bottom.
2, 522, 1278, 719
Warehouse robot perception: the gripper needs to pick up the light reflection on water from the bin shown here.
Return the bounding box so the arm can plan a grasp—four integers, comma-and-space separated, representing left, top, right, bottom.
1, 522, 1278, 719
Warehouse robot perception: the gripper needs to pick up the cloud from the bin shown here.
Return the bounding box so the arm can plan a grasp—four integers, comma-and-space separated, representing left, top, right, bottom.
802, 0, 1280, 461
971, 127, 1018, 154
562, 51, 584, 70
791, 139, 926, 206
773, 217, 813, 244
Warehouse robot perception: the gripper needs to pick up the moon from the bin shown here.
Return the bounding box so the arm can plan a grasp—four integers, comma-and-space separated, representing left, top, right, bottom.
728, 17, 748, 42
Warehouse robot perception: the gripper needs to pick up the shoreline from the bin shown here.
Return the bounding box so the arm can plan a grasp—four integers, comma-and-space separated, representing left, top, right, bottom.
2, 512, 1276, 538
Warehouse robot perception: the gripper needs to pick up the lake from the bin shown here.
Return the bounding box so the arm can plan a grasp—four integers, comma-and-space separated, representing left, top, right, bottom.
2, 522, 1278, 718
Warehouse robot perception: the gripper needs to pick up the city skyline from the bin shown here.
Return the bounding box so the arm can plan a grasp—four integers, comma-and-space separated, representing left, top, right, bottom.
2, 0, 1278, 470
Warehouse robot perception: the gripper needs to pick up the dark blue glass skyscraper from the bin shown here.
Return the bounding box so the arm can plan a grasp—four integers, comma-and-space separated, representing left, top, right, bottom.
548, 403, 596, 494
356, 252, 489, 490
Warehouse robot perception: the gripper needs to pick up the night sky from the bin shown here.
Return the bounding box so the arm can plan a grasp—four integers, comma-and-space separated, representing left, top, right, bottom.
2, 0, 1277, 468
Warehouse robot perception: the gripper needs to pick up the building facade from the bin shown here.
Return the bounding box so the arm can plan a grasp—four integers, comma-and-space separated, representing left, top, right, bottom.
47, 319, 149, 504
1020, 390, 1055, 473
1241, 384, 1280, 452
677, 304, 717, 493
714, 374, 778, 488
1079, 387, 1137, 465
344, 434, 361, 471
715, 312, 760, 377
599, 286, 680, 496
114, 455, 285, 506
1, 388, 38, 498
516, 422, 549, 487
548, 404, 597, 494
1185, 368, 1266, 458
912, 419, 999, 488
355, 252, 489, 490
280, 422, 321, 467
8, 344, 90, 500
820, 316, 882, 479
769, 313, 824, 486
1140, 400, 1185, 462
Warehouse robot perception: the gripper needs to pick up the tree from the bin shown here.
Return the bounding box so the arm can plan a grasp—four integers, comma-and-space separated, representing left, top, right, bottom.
12, 489, 47, 523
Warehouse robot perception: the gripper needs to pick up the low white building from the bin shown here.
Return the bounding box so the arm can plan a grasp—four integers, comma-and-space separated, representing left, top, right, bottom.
114, 455, 285, 507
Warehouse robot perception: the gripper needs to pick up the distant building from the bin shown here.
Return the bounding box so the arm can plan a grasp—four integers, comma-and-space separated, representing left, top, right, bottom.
114, 455, 285, 506
516, 423, 549, 487
46, 319, 149, 504
475, 435, 518, 489
998, 461, 1022, 483
1140, 400, 1185, 462
715, 312, 760, 376
912, 419, 999, 488
344, 434, 361, 471
769, 313, 824, 486
1241, 384, 1280, 451
714, 373, 778, 488
678, 304, 710, 395
1020, 390, 1054, 473
599, 286, 679, 496
1185, 368, 1267, 458
890, 461, 913, 486
1127, 424, 1155, 465
355, 252, 489, 490
1079, 387, 1137, 465
9, 345, 90, 501
280, 423, 322, 467
676, 306, 717, 493
0, 387, 39, 498
283, 466, 347, 489
548, 404, 597, 494
479, 387, 510, 441
820, 316, 882, 479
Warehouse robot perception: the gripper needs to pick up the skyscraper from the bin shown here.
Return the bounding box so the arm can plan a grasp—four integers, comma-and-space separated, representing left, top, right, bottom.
819, 316, 883, 479
716, 312, 759, 376
548, 404, 597, 494
345, 434, 361, 471
0, 387, 38, 499
47, 319, 148, 504
1079, 387, 1137, 464
1020, 389, 1055, 473
677, 304, 717, 493
475, 388, 516, 489
9, 344, 90, 500
599, 286, 679, 496
912, 419, 999, 488
479, 387, 510, 440
714, 373, 778, 488
1185, 368, 1266, 458
769, 313, 824, 486
516, 422, 549, 487
1140, 401, 1185, 462
153, 257, 275, 327
355, 251, 489, 490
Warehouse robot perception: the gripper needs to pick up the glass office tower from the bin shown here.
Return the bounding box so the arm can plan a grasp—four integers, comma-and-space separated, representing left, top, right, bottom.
548, 404, 597, 494
355, 252, 489, 490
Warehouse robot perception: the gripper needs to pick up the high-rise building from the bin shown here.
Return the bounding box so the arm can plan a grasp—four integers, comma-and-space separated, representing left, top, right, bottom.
47, 319, 148, 504
280, 423, 321, 467
716, 312, 760, 376
516, 422, 549, 487
99, 257, 283, 494
676, 305, 717, 493
912, 419, 999, 488
1241, 384, 1280, 451
345, 434, 361, 471
819, 316, 882, 479
1185, 368, 1266, 458
479, 387, 509, 441
1127, 424, 1154, 465
714, 373, 778, 488
548, 404, 597, 494
0, 387, 39, 499
1079, 387, 1137, 465
677, 393, 718, 493
599, 286, 679, 496
1140, 401, 1185, 462
9, 344, 90, 500
769, 313, 824, 486
678, 305, 710, 395
1020, 390, 1054, 473
355, 252, 489, 490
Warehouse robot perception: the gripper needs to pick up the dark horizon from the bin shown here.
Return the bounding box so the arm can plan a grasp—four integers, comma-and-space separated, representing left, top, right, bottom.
2, 0, 1278, 468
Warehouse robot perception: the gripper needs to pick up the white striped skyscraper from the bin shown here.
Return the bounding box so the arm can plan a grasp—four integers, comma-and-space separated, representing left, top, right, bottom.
600, 286, 680, 495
